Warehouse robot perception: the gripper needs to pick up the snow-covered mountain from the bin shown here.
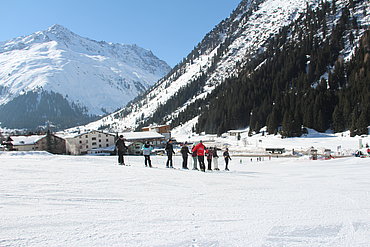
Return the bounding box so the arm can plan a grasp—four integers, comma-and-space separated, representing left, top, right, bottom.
74, 0, 370, 134
0, 24, 171, 129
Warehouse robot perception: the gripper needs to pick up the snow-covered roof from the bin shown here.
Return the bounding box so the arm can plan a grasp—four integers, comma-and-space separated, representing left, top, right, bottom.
9, 135, 46, 146
142, 124, 170, 129
56, 130, 115, 139
120, 131, 164, 141
227, 130, 248, 133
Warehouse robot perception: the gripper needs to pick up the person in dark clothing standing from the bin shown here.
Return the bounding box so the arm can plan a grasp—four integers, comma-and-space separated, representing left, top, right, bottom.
205, 147, 213, 171
192, 140, 206, 172
180, 142, 191, 169
115, 135, 127, 165
223, 148, 231, 171
165, 139, 175, 168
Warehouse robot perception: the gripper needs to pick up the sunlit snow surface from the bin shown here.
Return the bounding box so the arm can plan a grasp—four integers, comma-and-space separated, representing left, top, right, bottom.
1, 152, 369, 246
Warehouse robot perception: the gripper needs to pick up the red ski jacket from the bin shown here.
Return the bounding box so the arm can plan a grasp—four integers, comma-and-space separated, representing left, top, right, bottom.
192, 142, 205, 156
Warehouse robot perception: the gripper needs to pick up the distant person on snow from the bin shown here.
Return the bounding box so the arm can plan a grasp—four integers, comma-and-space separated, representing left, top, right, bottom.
213, 146, 220, 170
141, 141, 153, 167
192, 140, 206, 172
180, 142, 192, 169
115, 135, 127, 165
191, 145, 198, 170
205, 147, 213, 171
165, 139, 175, 168
223, 148, 231, 171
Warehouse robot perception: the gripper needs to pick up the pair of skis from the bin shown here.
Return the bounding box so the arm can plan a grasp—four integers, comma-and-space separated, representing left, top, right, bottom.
118, 163, 130, 166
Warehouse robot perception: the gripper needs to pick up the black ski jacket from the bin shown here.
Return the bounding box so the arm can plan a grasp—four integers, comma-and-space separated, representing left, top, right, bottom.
165, 142, 175, 155
115, 138, 127, 152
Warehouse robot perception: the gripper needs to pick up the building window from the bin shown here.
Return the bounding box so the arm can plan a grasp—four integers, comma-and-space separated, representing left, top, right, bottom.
92, 137, 96, 140
99, 139, 101, 142
99, 144, 102, 148
79, 141, 82, 144
106, 139, 109, 142
98, 134, 101, 137
85, 135, 88, 138
86, 145, 88, 148
106, 144, 109, 147
92, 142, 97, 146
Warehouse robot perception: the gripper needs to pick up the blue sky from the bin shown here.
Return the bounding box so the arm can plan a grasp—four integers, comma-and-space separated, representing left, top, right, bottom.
0, 0, 241, 67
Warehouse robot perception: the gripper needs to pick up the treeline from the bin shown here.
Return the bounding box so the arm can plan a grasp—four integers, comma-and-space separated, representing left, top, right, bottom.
194, 1, 369, 136
0, 90, 98, 130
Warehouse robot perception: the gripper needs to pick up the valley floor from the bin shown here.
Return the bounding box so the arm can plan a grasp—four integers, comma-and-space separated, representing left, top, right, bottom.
1, 153, 369, 247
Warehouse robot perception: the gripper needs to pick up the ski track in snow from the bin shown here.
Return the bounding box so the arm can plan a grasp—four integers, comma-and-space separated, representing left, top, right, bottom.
1, 153, 370, 246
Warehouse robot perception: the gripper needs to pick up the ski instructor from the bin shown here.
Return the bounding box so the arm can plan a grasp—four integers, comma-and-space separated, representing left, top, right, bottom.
115, 135, 127, 165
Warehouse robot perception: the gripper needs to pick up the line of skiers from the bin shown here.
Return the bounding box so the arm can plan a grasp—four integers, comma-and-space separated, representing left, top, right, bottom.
116, 136, 232, 171
167, 139, 231, 171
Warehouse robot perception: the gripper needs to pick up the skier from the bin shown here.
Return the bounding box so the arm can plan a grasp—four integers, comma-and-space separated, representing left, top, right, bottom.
213, 146, 220, 170
141, 141, 153, 167
115, 135, 127, 165
180, 142, 192, 169
191, 145, 198, 170
223, 148, 232, 171
205, 147, 213, 171
165, 139, 175, 168
192, 140, 206, 172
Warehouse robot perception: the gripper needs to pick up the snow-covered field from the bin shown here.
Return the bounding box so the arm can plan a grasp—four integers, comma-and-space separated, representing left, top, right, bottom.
173, 126, 370, 157
1, 152, 370, 246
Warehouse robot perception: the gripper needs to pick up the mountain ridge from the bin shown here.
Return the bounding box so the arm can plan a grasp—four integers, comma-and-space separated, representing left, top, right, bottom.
76, 0, 325, 132
0, 24, 171, 129
77, 0, 369, 136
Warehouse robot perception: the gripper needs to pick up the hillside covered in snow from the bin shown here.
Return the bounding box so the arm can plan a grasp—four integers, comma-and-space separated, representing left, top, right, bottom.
80, 0, 369, 137
0, 24, 171, 129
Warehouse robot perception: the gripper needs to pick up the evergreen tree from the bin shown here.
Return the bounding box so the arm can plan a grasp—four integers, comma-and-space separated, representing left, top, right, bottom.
332, 106, 345, 133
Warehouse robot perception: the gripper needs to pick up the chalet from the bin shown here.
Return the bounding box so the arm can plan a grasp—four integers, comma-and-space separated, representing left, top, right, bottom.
60, 130, 116, 155
227, 130, 248, 136
3, 135, 44, 151
227, 129, 248, 140
142, 124, 171, 140
4, 133, 66, 154
265, 148, 285, 154
120, 131, 165, 155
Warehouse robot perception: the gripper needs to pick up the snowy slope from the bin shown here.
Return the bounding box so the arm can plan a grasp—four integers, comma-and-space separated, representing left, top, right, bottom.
78, 0, 369, 133
78, 0, 320, 131
0, 24, 171, 117
1, 152, 370, 246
